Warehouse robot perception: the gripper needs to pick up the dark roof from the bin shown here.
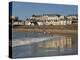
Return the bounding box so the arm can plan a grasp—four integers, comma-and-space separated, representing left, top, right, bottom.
32, 14, 61, 17
43, 14, 60, 17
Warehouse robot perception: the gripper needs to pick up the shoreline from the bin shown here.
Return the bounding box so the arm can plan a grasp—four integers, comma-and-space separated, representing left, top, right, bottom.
12, 28, 77, 34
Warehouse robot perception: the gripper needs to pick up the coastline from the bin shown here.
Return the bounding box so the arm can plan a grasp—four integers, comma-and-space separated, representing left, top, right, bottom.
12, 28, 77, 34
12, 24, 78, 34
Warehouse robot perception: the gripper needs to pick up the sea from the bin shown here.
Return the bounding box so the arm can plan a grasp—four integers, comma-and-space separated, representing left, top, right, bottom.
11, 31, 78, 58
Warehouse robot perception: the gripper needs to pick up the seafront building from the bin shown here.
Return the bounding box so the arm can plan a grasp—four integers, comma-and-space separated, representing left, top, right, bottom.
25, 14, 78, 26
10, 16, 25, 26
10, 14, 78, 26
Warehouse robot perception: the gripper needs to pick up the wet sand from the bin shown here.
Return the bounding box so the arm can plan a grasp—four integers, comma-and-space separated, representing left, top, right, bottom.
12, 28, 77, 34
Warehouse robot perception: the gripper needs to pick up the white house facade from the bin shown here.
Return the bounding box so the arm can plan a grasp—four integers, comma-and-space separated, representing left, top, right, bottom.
11, 14, 77, 26
25, 14, 75, 26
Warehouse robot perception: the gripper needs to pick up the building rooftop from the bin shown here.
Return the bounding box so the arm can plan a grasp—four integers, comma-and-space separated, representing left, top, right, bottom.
32, 14, 61, 17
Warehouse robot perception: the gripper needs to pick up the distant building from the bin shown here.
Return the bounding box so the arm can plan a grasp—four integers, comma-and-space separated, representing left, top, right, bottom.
10, 16, 25, 26
25, 14, 78, 26
10, 14, 78, 26
66, 15, 78, 24
13, 20, 25, 25
10, 16, 18, 23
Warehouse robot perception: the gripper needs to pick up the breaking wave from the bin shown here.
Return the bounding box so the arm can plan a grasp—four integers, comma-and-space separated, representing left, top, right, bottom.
11, 36, 63, 47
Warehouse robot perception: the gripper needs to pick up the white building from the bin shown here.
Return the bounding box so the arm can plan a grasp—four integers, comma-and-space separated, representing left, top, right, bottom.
25, 14, 78, 26
30, 14, 67, 25
25, 20, 31, 25
13, 21, 25, 25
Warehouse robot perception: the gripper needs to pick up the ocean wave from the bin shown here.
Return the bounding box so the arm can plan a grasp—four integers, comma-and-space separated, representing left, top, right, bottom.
11, 36, 63, 47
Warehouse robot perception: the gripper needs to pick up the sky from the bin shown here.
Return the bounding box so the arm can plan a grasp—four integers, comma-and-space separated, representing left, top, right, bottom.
10, 1, 78, 20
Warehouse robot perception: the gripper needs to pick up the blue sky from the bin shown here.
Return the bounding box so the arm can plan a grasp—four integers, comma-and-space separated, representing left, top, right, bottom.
10, 1, 78, 20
